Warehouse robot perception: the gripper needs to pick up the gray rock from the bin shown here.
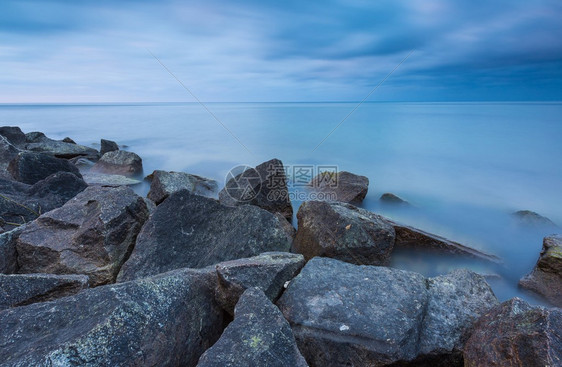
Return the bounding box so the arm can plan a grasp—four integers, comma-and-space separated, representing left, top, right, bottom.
90, 150, 143, 177
147, 170, 218, 204
215, 252, 305, 315
380, 192, 410, 205
292, 201, 395, 265
117, 189, 295, 282
0, 135, 20, 179
198, 287, 308, 367
219, 159, 293, 221
100, 138, 119, 155
82, 172, 142, 186
62, 137, 76, 144
0, 273, 89, 310
0, 267, 224, 367
309, 170, 369, 204
0, 226, 24, 274
513, 210, 558, 227
463, 298, 562, 367
0, 126, 26, 147
519, 234, 562, 307
24, 132, 99, 159
8, 151, 82, 185
17, 186, 149, 286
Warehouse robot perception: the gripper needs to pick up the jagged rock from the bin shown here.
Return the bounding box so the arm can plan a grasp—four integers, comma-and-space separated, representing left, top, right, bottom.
82, 172, 142, 186
0, 135, 20, 179
24, 131, 99, 159
219, 159, 293, 221
8, 151, 82, 185
62, 137, 76, 144
292, 201, 395, 265
519, 234, 562, 307
0, 126, 26, 147
215, 252, 305, 315
198, 287, 308, 367
0, 226, 24, 274
90, 150, 143, 177
513, 210, 557, 227
309, 170, 369, 204
17, 186, 149, 286
117, 190, 295, 282
463, 298, 562, 367
380, 192, 410, 205
0, 273, 89, 310
0, 267, 224, 366
147, 170, 218, 204
100, 138, 119, 155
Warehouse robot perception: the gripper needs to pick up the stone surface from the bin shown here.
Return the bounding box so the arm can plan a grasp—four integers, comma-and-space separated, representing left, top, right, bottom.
198, 287, 308, 367
463, 298, 562, 367
0, 273, 89, 310
90, 150, 143, 177
17, 186, 149, 286
292, 201, 395, 265
24, 131, 99, 159
519, 234, 562, 307
219, 158, 293, 220
147, 170, 218, 204
0, 226, 24, 274
118, 189, 295, 281
100, 138, 119, 155
8, 151, 82, 184
309, 170, 369, 204
62, 137, 76, 144
0, 267, 224, 367
215, 252, 305, 315
380, 192, 410, 205
82, 172, 142, 186
0, 135, 20, 179
513, 210, 558, 227
0, 126, 26, 147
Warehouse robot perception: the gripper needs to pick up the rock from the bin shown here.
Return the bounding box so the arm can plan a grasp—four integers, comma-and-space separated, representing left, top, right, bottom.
0, 273, 89, 310
69, 156, 97, 169
513, 210, 558, 227
0, 126, 26, 147
82, 172, 142, 186
292, 201, 395, 265
0, 226, 24, 274
24, 132, 99, 159
117, 189, 295, 282
90, 150, 143, 177
0, 267, 224, 366
198, 287, 308, 367
8, 151, 82, 185
26, 171, 88, 206
0, 136, 20, 179
62, 137, 76, 144
463, 298, 562, 367
380, 192, 410, 205
519, 234, 562, 307
100, 138, 119, 155
219, 159, 293, 221
147, 170, 218, 204
215, 252, 305, 315
17, 186, 149, 286
309, 170, 369, 204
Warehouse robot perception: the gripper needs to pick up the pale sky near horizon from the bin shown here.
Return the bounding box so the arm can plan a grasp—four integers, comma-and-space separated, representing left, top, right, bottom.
1, 0, 562, 103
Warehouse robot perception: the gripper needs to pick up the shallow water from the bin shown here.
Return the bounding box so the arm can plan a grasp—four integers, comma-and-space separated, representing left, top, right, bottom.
1, 102, 561, 304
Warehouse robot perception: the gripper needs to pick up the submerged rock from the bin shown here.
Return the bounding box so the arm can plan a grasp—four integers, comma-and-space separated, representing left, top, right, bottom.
513, 210, 558, 227
198, 287, 308, 367
90, 150, 143, 177
309, 170, 369, 204
118, 190, 295, 282
8, 151, 82, 185
147, 170, 218, 204
519, 234, 562, 307
100, 138, 119, 155
380, 192, 410, 205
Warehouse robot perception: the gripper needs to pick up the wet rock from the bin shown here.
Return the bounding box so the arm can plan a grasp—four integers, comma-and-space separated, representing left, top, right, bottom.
198, 287, 308, 367
100, 138, 119, 155
0, 226, 24, 274
219, 158, 293, 221
148, 170, 218, 204
82, 172, 142, 186
513, 210, 557, 227
292, 201, 395, 265
215, 252, 305, 315
90, 150, 143, 177
118, 190, 295, 282
0, 136, 20, 179
0, 267, 224, 367
62, 137, 76, 144
519, 234, 562, 307
463, 298, 562, 367
0, 126, 26, 147
0, 273, 89, 310
309, 170, 369, 204
17, 186, 149, 286
380, 192, 410, 205
8, 151, 82, 185
24, 131, 99, 159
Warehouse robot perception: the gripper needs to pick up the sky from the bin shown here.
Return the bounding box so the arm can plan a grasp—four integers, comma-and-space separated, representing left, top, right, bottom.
1, 0, 562, 102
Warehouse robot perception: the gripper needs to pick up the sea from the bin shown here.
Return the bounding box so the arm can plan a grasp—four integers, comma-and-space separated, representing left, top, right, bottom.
1, 101, 561, 304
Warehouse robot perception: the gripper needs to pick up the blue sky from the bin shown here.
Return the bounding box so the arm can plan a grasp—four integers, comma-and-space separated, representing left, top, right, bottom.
1, 0, 561, 102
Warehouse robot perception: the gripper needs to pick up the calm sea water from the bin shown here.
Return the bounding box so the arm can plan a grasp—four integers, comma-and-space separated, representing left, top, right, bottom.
1, 102, 561, 303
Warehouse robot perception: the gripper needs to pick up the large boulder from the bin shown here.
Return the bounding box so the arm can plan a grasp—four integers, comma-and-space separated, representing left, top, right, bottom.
219, 159, 293, 221
90, 150, 143, 177
0, 126, 26, 147
309, 170, 369, 204
463, 298, 562, 367
0, 267, 224, 367
519, 234, 562, 307
0, 226, 24, 274
215, 252, 305, 315
147, 170, 219, 204
198, 287, 308, 367
8, 151, 82, 185
16, 186, 149, 286
100, 138, 119, 155
292, 201, 395, 265
0, 273, 88, 310
0, 136, 20, 179
118, 190, 295, 282
24, 131, 99, 159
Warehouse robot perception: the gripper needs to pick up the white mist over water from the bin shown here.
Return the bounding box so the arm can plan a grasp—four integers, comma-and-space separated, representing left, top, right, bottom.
1, 102, 561, 304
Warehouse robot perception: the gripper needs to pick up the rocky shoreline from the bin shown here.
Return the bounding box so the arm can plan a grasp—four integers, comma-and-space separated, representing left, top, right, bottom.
0, 126, 560, 366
